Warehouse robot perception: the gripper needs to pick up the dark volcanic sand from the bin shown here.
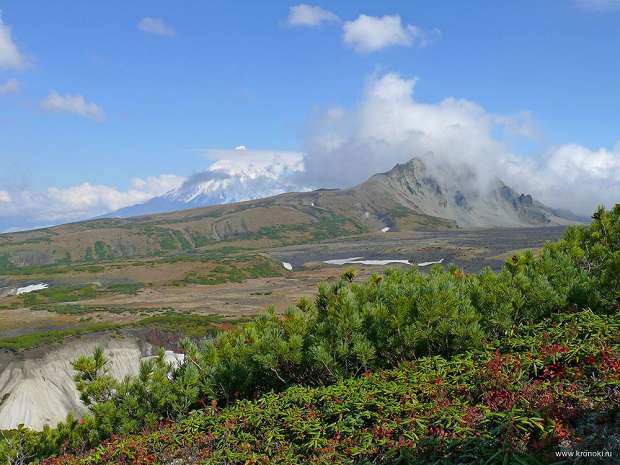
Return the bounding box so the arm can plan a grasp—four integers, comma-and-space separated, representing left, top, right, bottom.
267, 226, 567, 273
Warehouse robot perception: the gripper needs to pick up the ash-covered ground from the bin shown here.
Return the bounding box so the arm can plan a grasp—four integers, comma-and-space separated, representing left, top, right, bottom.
267, 226, 567, 273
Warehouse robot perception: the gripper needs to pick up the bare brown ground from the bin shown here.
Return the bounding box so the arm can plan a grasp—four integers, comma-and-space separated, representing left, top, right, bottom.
76, 266, 381, 317
0, 226, 566, 336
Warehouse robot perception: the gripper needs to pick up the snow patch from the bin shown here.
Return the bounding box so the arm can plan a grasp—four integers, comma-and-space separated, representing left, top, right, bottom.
282, 262, 293, 271
16, 283, 49, 295
323, 257, 410, 266
323, 256, 364, 265
417, 258, 444, 267
323, 257, 446, 267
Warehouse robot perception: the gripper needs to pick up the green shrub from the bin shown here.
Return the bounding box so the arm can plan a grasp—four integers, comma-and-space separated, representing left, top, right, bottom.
16, 310, 620, 465
103, 283, 144, 295
23, 285, 98, 306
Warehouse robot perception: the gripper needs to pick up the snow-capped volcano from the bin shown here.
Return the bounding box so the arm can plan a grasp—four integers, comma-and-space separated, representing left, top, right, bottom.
166, 155, 304, 205
108, 149, 306, 218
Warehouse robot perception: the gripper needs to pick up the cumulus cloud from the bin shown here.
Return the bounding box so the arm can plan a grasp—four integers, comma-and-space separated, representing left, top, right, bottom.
138, 17, 175, 37
200, 148, 305, 179
301, 72, 618, 215
287, 4, 340, 27
0, 12, 26, 69
160, 149, 307, 208
574, 0, 620, 12
302, 73, 508, 188
0, 174, 184, 230
286, 7, 439, 52
127, 174, 184, 195
41, 91, 104, 121
493, 111, 539, 139
0, 77, 19, 94
0, 149, 309, 231
343, 14, 438, 52
515, 143, 620, 215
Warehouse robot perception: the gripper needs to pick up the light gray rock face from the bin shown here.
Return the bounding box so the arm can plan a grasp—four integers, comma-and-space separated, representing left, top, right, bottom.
0, 334, 152, 430
351, 158, 577, 228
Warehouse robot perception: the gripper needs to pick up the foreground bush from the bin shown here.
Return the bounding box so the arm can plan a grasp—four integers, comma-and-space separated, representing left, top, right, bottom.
40, 310, 620, 464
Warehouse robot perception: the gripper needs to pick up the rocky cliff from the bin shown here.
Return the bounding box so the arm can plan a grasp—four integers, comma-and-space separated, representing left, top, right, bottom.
0, 333, 182, 430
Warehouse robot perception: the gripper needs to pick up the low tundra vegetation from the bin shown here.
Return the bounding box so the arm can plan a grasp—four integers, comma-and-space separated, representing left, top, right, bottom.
0, 205, 618, 464
40, 311, 620, 464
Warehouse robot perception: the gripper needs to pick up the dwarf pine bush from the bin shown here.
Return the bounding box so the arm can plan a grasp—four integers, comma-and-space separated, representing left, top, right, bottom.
13, 309, 620, 465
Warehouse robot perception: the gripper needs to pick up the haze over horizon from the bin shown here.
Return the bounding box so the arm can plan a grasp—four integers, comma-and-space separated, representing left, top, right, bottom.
1, 1, 619, 232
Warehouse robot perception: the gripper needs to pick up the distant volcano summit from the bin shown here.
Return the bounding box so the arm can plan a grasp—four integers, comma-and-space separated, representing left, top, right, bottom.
108, 153, 305, 218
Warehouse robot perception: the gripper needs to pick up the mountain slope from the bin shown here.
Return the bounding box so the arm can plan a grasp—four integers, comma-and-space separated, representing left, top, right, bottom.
0, 158, 578, 269
352, 158, 574, 228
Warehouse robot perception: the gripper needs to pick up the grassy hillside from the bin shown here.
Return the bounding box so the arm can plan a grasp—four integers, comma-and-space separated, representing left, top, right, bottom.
0, 203, 342, 268
0, 197, 362, 269
0, 184, 458, 269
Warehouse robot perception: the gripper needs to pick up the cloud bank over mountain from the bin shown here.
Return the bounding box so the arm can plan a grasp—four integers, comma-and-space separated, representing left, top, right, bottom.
1, 72, 618, 232
300, 72, 619, 216
0, 149, 308, 232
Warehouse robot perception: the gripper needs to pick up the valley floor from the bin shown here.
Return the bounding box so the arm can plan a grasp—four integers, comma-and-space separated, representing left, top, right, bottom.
0, 226, 567, 430
0, 226, 566, 342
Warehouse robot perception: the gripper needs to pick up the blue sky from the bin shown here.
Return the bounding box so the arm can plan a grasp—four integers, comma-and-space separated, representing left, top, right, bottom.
1, 0, 619, 228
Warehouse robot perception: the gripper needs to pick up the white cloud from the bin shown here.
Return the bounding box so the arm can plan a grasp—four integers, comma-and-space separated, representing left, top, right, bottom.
574, 0, 620, 12
201, 148, 305, 179
138, 17, 175, 37
128, 174, 184, 194
515, 143, 620, 215
235, 145, 248, 151
287, 4, 340, 27
343, 14, 437, 52
0, 12, 26, 69
0, 77, 19, 94
0, 174, 184, 228
41, 91, 104, 121
493, 111, 539, 139
0, 150, 307, 231
303, 73, 505, 187
163, 149, 307, 207
302, 72, 618, 215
